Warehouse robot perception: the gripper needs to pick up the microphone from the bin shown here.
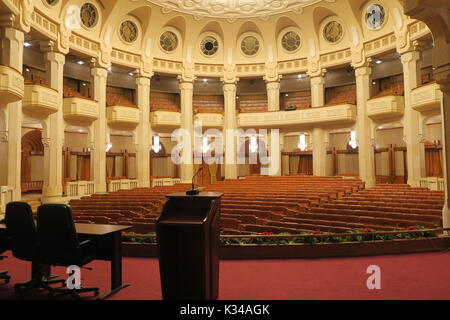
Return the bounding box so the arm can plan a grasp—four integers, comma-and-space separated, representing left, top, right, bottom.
186, 166, 203, 195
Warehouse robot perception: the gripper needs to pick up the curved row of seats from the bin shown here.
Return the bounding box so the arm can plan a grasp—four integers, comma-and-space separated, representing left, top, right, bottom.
68, 176, 444, 236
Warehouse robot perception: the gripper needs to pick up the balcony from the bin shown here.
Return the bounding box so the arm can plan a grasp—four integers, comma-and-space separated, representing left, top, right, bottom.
194, 113, 224, 128
367, 95, 405, 121
23, 83, 59, 115
237, 104, 356, 129
411, 82, 442, 113
64, 96, 99, 122
0, 65, 24, 104
107, 105, 140, 128
151, 110, 181, 131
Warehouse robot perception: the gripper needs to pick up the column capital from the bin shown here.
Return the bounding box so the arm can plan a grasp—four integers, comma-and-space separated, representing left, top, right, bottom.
223, 82, 237, 92
354, 63, 373, 77
352, 57, 372, 71
400, 47, 422, 64
266, 81, 281, 90
136, 75, 151, 87
40, 38, 69, 55
90, 65, 108, 79
310, 74, 326, 86
398, 39, 425, 57
42, 49, 66, 65
308, 68, 326, 80
178, 78, 194, 92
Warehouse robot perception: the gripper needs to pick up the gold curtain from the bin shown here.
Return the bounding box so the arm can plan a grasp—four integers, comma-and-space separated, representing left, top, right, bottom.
106, 156, 115, 177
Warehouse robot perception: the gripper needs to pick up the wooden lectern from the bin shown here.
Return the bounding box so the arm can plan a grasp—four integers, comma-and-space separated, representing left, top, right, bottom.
156, 192, 223, 300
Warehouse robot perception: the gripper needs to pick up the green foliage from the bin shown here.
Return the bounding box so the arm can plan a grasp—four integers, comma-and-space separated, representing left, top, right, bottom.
122, 226, 437, 246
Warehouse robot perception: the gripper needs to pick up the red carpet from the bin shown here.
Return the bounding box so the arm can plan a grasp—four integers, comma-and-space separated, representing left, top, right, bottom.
1, 251, 450, 300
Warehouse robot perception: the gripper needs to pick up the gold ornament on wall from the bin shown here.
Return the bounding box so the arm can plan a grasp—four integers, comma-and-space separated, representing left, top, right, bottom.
366, 4, 385, 30
160, 31, 178, 52
200, 36, 219, 56
241, 36, 260, 56
80, 3, 98, 28
323, 21, 343, 43
281, 31, 301, 52
120, 20, 138, 43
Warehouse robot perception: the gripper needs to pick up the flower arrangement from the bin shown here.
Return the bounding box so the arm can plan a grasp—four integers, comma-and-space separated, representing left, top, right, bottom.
121, 225, 438, 246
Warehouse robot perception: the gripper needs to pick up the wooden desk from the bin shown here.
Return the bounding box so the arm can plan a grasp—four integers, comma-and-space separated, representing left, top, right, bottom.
0, 223, 132, 300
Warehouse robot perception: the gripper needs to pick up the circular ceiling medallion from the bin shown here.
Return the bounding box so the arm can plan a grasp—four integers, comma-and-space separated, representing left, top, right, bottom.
145, 0, 323, 20
120, 20, 139, 43
281, 31, 301, 52
323, 21, 343, 44
80, 3, 98, 28
160, 31, 178, 52
366, 4, 386, 30
200, 36, 219, 56
241, 36, 260, 56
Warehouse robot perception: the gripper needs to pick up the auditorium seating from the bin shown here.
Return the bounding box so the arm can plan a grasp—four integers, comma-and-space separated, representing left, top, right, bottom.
283, 92, 312, 110
150, 92, 180, 112
106, 92, 137, 108
326, 88, 357, 106
238, 95, 268, 113
67, 176, 443, 236
193, 95, 224, 114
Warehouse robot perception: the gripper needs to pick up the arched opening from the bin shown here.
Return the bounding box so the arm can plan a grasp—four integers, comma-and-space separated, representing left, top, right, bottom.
374, 122, 407, 184
327, 128, 359, 177
107, 130, 137, 181
283, 132, 313, 176
423, 115, 443, 178
21, 129, 44, 194
63, 126, 92, 185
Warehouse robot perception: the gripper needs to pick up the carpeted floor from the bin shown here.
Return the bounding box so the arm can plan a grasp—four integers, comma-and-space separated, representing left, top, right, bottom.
1, 251, 450, 300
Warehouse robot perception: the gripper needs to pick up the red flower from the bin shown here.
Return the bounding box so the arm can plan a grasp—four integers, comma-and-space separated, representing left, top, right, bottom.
258, 232, 274, 236
360, 228, 372, 233
311, 231, 322, 235
406, 226, 418, 230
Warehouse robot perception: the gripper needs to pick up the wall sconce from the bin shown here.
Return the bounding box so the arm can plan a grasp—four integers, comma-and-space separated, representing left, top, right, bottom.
298, 134, 307, 151
105, 134, 113, 152
349, 130, 358, 149
152, 136, 162, 153
249, 135, 258, 153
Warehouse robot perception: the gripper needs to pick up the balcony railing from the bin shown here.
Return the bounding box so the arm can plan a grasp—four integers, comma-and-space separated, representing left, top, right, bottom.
411, 82, 442, 113
367, 95, 405, 120
0, 65, 24, 104
237, 104, 356, 128
64, 96, 99, 122
23, 83, 59, 115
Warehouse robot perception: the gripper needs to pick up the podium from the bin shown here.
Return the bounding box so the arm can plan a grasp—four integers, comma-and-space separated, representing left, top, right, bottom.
156, 192, 223, 300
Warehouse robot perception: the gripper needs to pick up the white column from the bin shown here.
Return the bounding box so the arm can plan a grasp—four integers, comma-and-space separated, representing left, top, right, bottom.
223, 81, 238, 180
355, 64, 376, 188
402, 49, 426, 187
41, 51, 65, 202
136, 76, 152, 188
179, 80, 194, 183
269, 131, 283, 176
0, 27, 23, 200
91, 67, 108, 193
310, 74, 327, 176
266, 80, 281, 111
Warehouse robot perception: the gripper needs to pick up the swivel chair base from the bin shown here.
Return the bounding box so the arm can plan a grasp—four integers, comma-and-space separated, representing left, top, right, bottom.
14, 275, 66, 297
49, 286, 100, 300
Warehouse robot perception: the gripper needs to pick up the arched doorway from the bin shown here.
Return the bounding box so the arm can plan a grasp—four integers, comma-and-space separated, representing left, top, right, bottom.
374, 122, 407, 184
21, 129, 44, 193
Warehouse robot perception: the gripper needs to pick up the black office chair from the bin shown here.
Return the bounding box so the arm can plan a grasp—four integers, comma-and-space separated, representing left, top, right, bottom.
5, 202, 65, 296
37, 204, 99, 299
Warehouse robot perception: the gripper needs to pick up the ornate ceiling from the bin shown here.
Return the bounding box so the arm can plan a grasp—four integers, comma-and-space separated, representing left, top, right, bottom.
140, 0, 334, 21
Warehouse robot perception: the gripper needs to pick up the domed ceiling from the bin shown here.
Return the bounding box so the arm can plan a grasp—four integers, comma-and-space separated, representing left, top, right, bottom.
139, 0, 333, 21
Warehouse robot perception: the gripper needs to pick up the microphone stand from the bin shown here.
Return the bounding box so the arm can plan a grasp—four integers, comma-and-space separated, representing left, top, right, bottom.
186, 167, 203, 195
